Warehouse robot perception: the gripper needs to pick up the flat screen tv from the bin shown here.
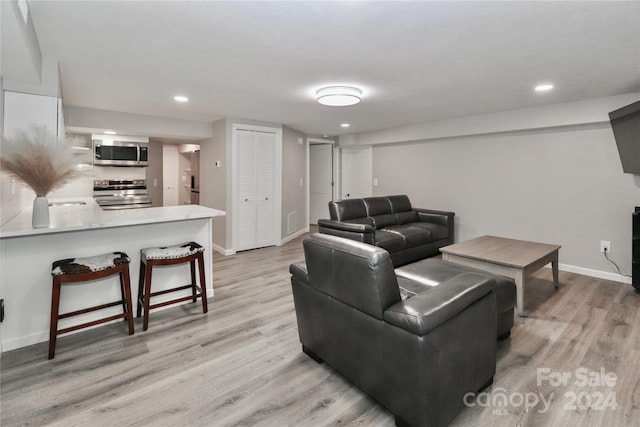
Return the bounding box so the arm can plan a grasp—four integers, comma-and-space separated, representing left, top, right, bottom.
609, 100, 640, 174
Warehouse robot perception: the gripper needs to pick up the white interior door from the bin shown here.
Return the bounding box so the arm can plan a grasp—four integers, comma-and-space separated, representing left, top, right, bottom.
310, 143, 333, 224
162, 145, 179, 206
255, 131, 276, 247
236, 130, 257, 251
233, 127, 279, 252
341, 146, 372, 199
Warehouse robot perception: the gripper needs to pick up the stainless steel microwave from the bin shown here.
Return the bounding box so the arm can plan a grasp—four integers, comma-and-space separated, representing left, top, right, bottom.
93, 139, 149, 167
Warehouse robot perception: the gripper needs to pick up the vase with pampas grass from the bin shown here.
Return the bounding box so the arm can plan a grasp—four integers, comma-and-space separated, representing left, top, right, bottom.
1, 125, 87, 228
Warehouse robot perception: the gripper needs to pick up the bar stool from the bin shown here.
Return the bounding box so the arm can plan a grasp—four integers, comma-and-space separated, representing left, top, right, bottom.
137, 241, 208, 331
49, 252, 135, 359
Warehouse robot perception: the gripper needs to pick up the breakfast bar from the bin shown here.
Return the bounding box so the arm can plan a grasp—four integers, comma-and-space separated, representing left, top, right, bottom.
0, 198, 225, 352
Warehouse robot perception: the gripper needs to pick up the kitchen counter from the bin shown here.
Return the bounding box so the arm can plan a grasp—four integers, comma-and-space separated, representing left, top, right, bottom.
0, 198, 225, 353
0, 197, 223, 238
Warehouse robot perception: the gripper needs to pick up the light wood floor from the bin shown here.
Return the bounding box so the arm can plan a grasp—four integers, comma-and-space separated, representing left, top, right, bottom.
2, 229, 640, 426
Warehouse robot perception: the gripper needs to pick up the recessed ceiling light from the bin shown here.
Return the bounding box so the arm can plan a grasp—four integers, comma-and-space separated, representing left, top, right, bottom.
316, 86, 362, 106
340, 123, 350, 128
535, 84, 554, 92
104, 130, 116, 135
174, 95, 189, 103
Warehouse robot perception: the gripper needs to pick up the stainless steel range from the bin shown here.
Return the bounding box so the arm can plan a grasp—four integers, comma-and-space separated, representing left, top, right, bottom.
93, 179, 152, 210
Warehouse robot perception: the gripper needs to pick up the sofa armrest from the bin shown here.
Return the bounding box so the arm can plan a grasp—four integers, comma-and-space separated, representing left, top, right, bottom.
318, 219, 375, 233
383, 273, 496, 336
414, 208, 455, 226
289, 261, 309, 283
318, 219, 376, 244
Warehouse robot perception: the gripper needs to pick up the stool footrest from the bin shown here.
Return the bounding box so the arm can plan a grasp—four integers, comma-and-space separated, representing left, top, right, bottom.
59, 300, 125, 319
148, 294, 204, 311
148, 284, 196, 298
57, 313, 128, 335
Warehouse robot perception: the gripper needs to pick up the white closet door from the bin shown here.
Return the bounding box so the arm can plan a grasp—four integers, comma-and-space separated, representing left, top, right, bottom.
235, 130, 258, 251
255, 131, 276, 247
234, 128, 278, 251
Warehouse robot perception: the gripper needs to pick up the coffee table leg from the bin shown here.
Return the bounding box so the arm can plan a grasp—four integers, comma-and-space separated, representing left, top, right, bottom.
516, 270, 525, 317
552, 257, 559, 289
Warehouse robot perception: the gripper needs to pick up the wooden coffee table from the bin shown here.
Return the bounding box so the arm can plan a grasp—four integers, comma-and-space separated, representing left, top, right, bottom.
440, 235, 561, 317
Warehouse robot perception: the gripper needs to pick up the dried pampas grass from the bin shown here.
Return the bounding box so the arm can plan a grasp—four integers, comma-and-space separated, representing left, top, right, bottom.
1, 125, 87, 197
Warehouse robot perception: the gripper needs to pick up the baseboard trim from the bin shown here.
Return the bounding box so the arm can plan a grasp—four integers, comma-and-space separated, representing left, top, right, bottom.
279, 226, 310, 245
553, 263, 632, 284
213, 244, 234, 256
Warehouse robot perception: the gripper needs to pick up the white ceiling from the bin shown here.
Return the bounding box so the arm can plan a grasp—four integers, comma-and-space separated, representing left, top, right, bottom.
27, 1, 640, 137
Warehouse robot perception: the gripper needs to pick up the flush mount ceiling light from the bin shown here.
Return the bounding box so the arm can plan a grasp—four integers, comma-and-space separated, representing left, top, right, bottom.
316, 86, 362, 106
340, 123, 350, 128
103, 130, 116, 135
174, 95, 189, 103
535, 84, 554, 92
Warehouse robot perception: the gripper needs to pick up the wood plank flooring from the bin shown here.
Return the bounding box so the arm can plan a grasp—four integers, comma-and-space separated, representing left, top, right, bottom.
2, 229, 639, 426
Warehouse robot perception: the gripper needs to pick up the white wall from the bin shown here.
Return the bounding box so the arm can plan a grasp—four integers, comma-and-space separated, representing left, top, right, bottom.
367, 95, 640, 283
65, 106, 213, 140
282, 126, 308, 240
200, 118, 227, 250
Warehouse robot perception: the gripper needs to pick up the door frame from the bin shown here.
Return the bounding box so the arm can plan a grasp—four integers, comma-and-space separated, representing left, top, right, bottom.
306, 137, 336, 226
231, 123, 283, 253
162, 144, 179, 206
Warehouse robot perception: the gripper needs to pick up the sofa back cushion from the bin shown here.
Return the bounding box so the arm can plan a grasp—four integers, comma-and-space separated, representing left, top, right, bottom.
364, 197, 395, 229
303, 233, 401, 319
329, 199, 368, 221
363, 197, 393, 216
387, 195, 413, 213
396, 211, 419, 225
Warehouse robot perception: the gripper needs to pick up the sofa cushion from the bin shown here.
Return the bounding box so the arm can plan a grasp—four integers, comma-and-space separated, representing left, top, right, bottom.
411, 222, 449, 240
375, 230, 406, 252
396, 210, 419, 225
371, 214, 398, 229
363, 197, 393, 216
329, 199, 367, 221
383, 224, 432, 246
387, 195, 413, 213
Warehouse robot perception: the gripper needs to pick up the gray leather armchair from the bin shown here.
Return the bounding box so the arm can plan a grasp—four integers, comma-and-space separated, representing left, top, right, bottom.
290, 234, 497, 427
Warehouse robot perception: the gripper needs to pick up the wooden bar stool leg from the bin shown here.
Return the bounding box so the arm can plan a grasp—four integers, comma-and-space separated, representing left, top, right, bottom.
198, 252, 208, 314
190, 260, 197, 302
119, 270, 128, 320
122, 267, 135, 335
142, 262, 154, 331
137, 261, 146, 318
49, 277, 62, 359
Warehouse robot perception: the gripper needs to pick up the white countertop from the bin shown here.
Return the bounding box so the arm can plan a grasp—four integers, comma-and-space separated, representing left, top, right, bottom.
0, 197, 226, 239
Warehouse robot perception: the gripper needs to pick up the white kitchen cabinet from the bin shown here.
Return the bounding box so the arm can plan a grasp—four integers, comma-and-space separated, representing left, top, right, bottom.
233, 127, 280, 251
2, 91, 61, 139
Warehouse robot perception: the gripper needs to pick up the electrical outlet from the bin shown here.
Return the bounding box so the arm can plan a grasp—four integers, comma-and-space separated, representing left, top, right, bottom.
600, 240, 611, 254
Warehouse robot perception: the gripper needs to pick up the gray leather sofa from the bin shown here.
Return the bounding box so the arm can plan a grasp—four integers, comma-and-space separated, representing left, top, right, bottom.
290, 233, 501, 427
318, 195, 454, 267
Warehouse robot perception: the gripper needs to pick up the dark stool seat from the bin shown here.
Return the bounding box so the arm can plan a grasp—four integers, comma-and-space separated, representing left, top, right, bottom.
137, 242, 208, 331
49, 251, 135, 359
